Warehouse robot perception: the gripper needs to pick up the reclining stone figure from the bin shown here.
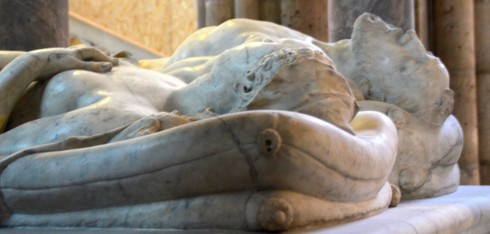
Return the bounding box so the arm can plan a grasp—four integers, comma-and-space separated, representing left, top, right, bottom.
154, 13, 462, 200
0, 13, 460, 231
323, 14, 462, 199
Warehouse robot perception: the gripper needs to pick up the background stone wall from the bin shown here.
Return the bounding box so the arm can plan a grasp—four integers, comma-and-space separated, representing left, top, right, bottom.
69, 0, 197, 56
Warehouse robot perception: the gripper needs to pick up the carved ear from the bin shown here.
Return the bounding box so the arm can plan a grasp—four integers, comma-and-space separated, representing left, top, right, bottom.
387, 108, 407, 129
358, 78, 371, 98
434, 89, 454, 125
442, 89, 454, 113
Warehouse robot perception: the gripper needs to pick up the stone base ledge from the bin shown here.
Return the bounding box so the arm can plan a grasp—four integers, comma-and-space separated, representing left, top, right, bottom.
296, 185, 490, 234
1, 186, 489, 233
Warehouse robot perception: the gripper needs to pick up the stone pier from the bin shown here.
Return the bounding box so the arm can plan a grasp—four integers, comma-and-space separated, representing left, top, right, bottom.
415, 0, 430, 50
204, 0, 234, 26
0, 0, 68, 50
234, 0, 259, 20
434, 0, 479, 185
259, 0, 281, 24
475, 0, 490, 185
197, 0, 207, 29
327, 0, 414, 41
280, 0, 328, 41
197, 0, 328, 40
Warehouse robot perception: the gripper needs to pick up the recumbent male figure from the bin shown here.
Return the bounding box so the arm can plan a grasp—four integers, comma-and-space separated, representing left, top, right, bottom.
0, 18, 392, 232
0, 14, 459, 231
0, 41, 356, 156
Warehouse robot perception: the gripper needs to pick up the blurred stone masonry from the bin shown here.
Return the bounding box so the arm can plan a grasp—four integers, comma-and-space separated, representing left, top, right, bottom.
68, 12, 164, 60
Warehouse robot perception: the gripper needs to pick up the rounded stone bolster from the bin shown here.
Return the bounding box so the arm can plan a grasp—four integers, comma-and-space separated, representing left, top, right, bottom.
256, 196, 293, 231
0, 110, 397, 216
4, 184, 395, 231
246, 183, 395, 231
253, 111, 397, 202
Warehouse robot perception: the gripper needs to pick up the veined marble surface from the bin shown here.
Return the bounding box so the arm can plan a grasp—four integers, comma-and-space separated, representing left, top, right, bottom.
296, 186, 490, 234
0, 15, 462, 231
2, 186, 489, 234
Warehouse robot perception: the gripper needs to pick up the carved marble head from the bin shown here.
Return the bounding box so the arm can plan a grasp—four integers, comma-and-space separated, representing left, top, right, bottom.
328, 13, 454, 126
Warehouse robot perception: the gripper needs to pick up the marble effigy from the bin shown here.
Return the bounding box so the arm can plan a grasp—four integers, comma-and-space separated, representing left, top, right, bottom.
322, 14, 462, 199
150, 13, 463, 199
0, 13, 460, 231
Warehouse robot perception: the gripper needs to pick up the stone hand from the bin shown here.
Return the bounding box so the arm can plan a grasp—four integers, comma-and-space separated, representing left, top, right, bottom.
28, 46, 119, 79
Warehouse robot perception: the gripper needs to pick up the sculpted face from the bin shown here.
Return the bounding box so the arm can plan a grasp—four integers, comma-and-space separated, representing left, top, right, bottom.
331, 13, 454, 126
338, 14, 462, 199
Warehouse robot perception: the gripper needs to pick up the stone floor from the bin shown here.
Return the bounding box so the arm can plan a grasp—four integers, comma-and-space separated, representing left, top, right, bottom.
2, 186, 490, 234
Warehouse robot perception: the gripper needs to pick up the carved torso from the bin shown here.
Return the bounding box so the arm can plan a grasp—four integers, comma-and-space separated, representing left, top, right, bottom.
8, 63, 185, 130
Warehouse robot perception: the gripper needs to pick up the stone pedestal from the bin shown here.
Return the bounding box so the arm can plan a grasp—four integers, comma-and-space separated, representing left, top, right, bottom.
3, 186, 489, 233
280, 0, 328, 41
0, 0, 68, 50
475, 0, 490, 185
328, 0, 414, 41
434, 0, 479, 185
297, 186, 490, 233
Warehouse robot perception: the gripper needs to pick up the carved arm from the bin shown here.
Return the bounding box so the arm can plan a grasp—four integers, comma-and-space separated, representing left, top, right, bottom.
0, 47, 117, 132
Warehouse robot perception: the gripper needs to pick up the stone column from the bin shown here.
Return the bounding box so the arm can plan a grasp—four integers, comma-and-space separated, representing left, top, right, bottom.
434, 0, 479, 185
475, 0, 490, 185
415, 0, 430, 50
235, 0, 259, 19
197, 0, 207, 29
328, 0, 414, 41
426, 0, 435, 52
259, 0, 281, 24
205, 0, 234, 26
280, 0, 328, 41
0, 0, 68, 50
